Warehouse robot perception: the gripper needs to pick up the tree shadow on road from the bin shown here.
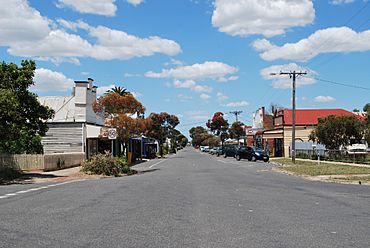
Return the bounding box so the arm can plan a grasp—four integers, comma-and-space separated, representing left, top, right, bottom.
0, 169, 65, 185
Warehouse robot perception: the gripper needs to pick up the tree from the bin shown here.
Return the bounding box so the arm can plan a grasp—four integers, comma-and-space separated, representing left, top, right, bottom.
202, 135, 221, 147
105, 86, 130, 96
145, 112, 180, 156
309, 115, 365, 150
228, 121, 245, 140
207, 112, 229, 147
94, 93, 144, 118
363, 103, 370, 113
93, 92, 146, 154
189, 126, 209, 147
363, 103, 370, 145
0, 60, 54, 154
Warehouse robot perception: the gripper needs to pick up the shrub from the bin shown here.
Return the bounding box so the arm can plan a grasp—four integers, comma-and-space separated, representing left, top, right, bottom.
82, 153, 136, 176
0, 166, 22, 183
82, 153, 121, 176
116, 156, 135, 175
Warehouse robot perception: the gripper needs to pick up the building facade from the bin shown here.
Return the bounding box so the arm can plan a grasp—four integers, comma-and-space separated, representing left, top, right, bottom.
263, 108, 359, 158
38, 78, 105, 159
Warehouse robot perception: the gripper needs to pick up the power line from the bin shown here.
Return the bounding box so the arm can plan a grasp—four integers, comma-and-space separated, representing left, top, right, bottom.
307, 1, 370, 67
303, 75, 370, 91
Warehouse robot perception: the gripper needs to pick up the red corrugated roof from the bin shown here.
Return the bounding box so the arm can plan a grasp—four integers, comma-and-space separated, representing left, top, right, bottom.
282, 109, 362, 125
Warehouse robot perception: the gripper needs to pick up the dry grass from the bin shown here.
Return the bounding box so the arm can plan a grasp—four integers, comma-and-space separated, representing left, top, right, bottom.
274, 158, 370, 176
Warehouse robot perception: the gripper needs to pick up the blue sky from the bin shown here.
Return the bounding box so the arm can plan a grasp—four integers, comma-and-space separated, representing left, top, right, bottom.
1, 0, 370, 136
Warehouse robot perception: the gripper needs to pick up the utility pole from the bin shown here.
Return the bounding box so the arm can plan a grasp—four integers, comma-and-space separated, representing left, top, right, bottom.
229, 111, 243, 123
270, 71, 307, 164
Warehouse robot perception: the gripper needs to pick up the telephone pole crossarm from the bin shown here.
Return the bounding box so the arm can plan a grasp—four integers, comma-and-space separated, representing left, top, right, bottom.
229, 111, 243, 123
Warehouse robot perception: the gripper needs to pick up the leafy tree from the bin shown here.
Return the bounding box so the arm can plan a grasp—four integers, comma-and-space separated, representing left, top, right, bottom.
145, 112, 180, 156
228, 121, 245, 140
363, 103, 370, 113
177, 134, 188, 147
363, 103, 370, 145
202, 135, 221, 147
189, 126, 209, 147
207, 112, 229, 147
105, 86, 130, 96
0, 60, 54, 154
94, 93, 144, 118
93, 92, 146, 154
309, 115, 365, 150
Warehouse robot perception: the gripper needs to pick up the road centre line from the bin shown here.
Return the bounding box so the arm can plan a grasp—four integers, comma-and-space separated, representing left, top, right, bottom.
0, 180, 85, 201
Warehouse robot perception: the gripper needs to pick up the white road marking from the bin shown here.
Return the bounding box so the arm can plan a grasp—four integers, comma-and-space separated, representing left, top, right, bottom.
0, 180, 84, 201
149, 160, 165, 169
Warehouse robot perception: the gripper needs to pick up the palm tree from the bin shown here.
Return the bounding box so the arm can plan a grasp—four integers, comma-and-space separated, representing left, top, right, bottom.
105, 86, 130, 96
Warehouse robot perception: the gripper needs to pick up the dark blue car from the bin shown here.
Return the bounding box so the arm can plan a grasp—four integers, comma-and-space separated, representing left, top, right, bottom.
235, 146, 269, 162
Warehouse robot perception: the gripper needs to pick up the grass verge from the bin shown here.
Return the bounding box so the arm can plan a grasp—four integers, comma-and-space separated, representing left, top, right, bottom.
331, 175, 370, 182
273, 158, 370, 176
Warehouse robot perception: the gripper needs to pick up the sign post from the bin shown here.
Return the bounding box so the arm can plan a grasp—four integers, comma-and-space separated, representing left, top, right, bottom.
108, 128, 117, 157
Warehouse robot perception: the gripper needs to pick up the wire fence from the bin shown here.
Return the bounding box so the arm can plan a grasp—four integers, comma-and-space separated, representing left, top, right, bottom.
295, 149, 370, 165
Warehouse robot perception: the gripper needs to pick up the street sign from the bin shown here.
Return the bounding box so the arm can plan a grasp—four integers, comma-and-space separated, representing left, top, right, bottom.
108, 128, 117, 140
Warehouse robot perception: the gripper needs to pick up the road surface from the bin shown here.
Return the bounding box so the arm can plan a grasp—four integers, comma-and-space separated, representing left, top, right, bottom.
0, 148, 369, 247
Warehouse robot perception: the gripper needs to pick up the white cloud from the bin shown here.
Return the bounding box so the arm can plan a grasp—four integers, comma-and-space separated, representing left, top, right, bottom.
185, 111, 209, 120
96, 84, 116, 95
177, 94, 193, 101
0, 3, 181, 64
56, 0, 117, 16
200, 93, 211, 101
330, 0, 355, 4
225, 101, 249, 107
164, 58, 184, 67
212, 0, 315, 37
0, 0, 50, 45
260, 63, 317, 89
217, 92, 229, 102
88, 25, 181, 60
253, 27, 370, 61
127, 0, 144, 6
314, 96, 336, 103
32, 68, 74, 92
145, 61, 238, 81
173, 80, 213, 93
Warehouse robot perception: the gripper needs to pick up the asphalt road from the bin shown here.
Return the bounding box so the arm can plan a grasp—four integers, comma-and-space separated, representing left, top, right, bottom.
0, 148, 369, 248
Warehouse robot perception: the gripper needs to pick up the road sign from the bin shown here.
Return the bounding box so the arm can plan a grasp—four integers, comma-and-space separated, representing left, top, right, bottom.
108, 128, 117, 140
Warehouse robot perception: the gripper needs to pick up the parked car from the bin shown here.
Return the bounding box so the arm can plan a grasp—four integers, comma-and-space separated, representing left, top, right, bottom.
209, 147, 218, 155
345, 144, 367, 155
223, 144, 239, 158
200, 146, 209, 152
235, 146, 269, 162
215, 147, 223, 156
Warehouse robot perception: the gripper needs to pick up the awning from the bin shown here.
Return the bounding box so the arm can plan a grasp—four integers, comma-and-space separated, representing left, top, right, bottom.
262, 129, 284, 139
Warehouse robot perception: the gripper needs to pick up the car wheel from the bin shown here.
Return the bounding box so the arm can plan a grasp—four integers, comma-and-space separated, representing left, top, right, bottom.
236, 155, 241, 161
251, 156, 257, 162
263, 159, 269, 162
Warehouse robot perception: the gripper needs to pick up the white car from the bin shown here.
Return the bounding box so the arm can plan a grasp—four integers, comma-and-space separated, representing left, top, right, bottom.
345, 144, 368, 155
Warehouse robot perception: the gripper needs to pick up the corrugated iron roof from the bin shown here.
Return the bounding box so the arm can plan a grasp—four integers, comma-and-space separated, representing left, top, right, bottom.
38, 96, 75, 122
282, 109, 361, 125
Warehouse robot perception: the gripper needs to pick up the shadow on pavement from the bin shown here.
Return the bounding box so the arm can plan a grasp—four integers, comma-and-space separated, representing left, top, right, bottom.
0, 172, 65, 186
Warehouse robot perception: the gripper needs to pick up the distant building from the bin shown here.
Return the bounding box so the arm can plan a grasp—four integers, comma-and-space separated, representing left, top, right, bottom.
262, 108, 360, 157
38, 78, 105, 158
245, 107, 273, 147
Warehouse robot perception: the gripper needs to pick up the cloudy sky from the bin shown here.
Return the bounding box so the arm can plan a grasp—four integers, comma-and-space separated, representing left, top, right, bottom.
1, 0, 370, 136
